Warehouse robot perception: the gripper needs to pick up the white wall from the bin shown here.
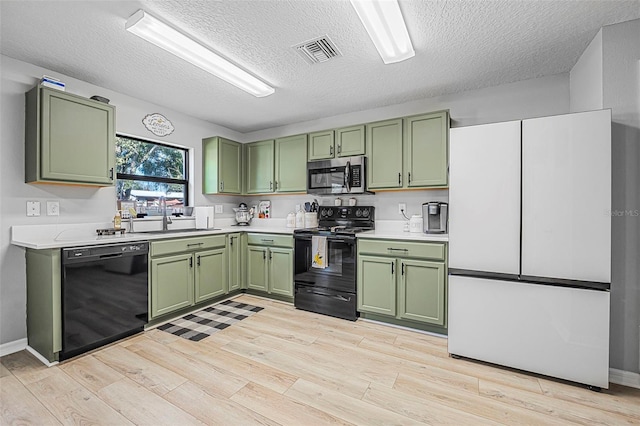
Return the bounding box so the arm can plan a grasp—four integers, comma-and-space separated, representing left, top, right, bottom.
0, 54, 570, 347
570, 29, 604, 112
0, 55, 242, 345
602, 19, 640, 375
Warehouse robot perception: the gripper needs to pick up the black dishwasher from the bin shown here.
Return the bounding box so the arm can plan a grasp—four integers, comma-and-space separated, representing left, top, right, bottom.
61, 242, 149, 360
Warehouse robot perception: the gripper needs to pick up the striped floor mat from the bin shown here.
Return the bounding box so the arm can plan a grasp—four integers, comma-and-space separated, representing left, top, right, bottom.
157, 299, 263, 341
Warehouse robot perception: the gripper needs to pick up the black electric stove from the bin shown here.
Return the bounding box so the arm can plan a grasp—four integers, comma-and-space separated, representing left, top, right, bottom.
293, 206, 374, 320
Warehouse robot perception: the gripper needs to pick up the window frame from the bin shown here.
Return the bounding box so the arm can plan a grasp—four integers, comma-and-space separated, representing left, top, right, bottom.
115, 133, 190, 204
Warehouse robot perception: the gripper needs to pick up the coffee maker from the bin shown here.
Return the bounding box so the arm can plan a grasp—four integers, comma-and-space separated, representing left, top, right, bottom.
422, 202, 448, 234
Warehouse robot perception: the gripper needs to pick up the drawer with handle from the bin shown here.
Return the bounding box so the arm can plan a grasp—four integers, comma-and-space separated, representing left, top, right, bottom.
358, 239, 445, 261
151, 235, 226, 257
247, 233, 293, 248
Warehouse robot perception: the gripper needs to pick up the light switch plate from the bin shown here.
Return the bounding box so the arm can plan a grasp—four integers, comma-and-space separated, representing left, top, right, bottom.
46, 201, 60, 216
215, 205, 223, 214
26, 201, 41, 217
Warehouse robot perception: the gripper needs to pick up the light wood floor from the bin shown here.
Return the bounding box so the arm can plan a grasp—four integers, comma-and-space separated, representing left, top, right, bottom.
2, 294, 639, 425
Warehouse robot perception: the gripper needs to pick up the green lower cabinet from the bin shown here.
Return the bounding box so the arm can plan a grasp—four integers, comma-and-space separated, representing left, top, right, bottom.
247, 246, 269, 291
398, 259, 446, 325
150, 253, 194, 318
357, 241, 447, 328
227, 233, 242, 291
357, 255, 397, 316
268, 247, 294, 297
194, 248, 227, 303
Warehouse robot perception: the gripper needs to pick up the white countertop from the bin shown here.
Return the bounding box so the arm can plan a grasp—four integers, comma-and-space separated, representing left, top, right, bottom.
11, 219, 294, 250
11, 218, 446, 249
357, 230, 448, 242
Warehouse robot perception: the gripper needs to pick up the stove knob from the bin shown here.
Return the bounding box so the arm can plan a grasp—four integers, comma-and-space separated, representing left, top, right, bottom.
320, 209, 327, 218
327, 209, 334, 216
362, 209, 370, 217
355, 209, 362, 217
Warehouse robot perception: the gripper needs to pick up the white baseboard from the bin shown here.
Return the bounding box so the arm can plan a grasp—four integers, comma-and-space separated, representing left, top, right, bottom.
610, 368, 640, 389
26, 346, 58, 367
0, 338, 27, 357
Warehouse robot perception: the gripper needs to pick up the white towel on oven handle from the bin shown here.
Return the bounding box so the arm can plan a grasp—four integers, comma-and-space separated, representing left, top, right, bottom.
311, 236, 327, 269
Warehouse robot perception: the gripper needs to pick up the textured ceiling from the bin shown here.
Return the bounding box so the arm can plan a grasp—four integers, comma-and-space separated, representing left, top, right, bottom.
1, 1, 638, 133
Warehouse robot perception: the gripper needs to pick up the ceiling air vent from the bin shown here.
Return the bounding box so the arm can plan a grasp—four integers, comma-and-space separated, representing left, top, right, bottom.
294, 35, 342, 65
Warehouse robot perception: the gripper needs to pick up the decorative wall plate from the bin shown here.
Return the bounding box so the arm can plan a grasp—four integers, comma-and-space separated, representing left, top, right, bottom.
142, 113, 175, 137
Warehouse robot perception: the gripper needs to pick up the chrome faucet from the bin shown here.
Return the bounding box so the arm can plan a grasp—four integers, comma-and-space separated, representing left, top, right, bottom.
160, 196, 172, 231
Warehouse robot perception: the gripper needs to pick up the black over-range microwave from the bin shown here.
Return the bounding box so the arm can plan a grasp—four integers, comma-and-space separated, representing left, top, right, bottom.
307, 155, 369, 195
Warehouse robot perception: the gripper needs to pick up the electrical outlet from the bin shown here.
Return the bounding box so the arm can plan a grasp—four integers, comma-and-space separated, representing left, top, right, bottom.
46, 201, 60, 216
398, 203, 407, 215
26, 201, 41, 217
214, 205, 223, 214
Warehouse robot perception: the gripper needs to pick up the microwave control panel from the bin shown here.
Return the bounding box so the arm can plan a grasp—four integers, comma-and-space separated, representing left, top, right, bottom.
351, 165, 362, 187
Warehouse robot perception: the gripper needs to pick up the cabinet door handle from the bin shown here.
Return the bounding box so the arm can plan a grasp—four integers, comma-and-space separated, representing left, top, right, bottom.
391, 262, 395, 274
220, 181, 224, 191
270, 181, 273, 191
263, 251, 266, 260
401, 262, 405, 275
197, 255, 201, 267
337, 144, 342, 154
275, 181, 278, 191
269, 250, 273, 261
330, 145, 334, 156
229, 237, 234, 246
408, 172, 411, 184
109, 168, 114, 180
189, 257, 193, 268
398, 172, 401, 185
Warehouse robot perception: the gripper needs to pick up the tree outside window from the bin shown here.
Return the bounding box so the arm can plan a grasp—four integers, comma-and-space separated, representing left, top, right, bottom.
115, 135, 188, 211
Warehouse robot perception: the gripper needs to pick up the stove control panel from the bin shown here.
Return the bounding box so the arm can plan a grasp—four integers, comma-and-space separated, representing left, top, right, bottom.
319, 206, 374, 221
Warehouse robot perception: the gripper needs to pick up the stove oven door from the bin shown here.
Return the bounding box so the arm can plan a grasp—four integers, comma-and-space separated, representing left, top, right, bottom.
294, 235, 356, 293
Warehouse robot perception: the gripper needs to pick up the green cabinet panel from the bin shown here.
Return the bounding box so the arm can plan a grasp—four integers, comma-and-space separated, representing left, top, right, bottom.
151, 235, 226, 257
336, 125, 365, 157
25, 86, 115, 186
247, 246, 268, 291
25, 249, 62, 362
275, 134, 307, 192
308, 130, 335, 161
357, 255, 397, 316
247, 233, 293, 248
358, 239, 445, 261
405, 112, 449, 187
150, 253, 194, 318
246, 140, 274, 193
194, 248, 227, 303
227, 233, 242, 291
268, 247, 294, 297
398, 259, 446, 325
366, 119, 404, 189
202, 137, 242, 194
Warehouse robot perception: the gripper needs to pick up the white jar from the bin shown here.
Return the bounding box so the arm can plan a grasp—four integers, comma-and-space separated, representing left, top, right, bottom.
409, 215, 423, 233
295, 209, 305, 228
334, 198, 342, 206
286, 212, 296, 228
305, 212, 318, 228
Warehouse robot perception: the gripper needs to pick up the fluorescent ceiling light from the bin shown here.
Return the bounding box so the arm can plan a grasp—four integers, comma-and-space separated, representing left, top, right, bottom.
350, 0, 415, 64
125, 10, 275, 97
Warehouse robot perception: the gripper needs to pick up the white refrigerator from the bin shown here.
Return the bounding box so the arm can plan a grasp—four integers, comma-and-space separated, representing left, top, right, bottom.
447, 110, 611, 389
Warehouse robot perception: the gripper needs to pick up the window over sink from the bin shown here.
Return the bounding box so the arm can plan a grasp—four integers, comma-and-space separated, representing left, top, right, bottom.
116, 134, 189, 213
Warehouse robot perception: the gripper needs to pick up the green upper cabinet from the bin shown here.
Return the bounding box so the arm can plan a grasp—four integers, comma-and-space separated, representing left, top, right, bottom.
246, 139, 274, 194
308, 126, 365, 161
25, 86, 115, 186
366, 111, 449, 191
275, 134, 307, 193
366, 118, 404, 189
308, 130, 335, 161
336, 125, 365, 157
202, 136, 242, 194
405, 111, 449, 187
